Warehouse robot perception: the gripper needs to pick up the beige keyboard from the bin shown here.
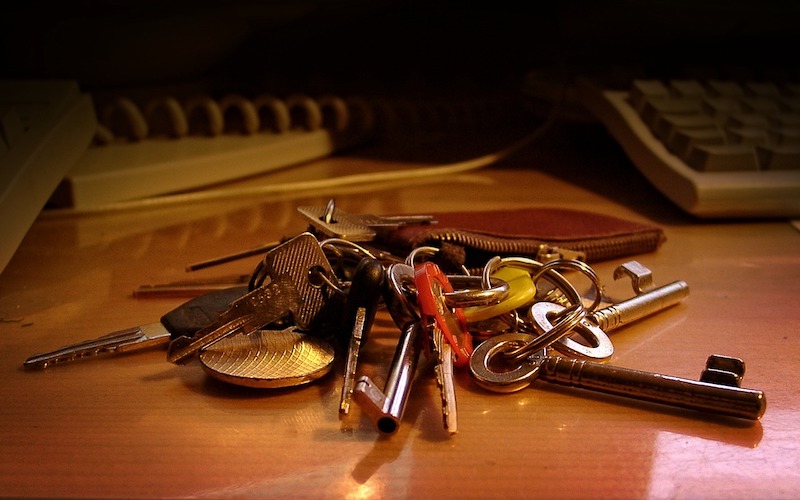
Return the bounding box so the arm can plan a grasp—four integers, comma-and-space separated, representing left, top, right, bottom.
577, 76, 800, 218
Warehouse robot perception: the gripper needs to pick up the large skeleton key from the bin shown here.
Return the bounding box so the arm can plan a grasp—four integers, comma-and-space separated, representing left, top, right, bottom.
470, 333, 767, 421
167, 232, 343, 364
23, 286, 248, 369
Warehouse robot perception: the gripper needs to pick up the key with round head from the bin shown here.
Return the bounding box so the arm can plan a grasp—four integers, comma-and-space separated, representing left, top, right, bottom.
23, 286, 248, 370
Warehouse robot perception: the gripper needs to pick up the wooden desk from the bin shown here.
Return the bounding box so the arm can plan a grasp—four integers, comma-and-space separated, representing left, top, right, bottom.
1, 125, 798, 498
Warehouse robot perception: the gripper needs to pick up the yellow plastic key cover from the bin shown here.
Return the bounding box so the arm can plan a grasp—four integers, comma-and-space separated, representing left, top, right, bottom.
463, 266, 536, 323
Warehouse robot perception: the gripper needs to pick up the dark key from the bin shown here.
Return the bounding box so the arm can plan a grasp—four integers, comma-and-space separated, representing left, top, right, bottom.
339, 257, 385, 415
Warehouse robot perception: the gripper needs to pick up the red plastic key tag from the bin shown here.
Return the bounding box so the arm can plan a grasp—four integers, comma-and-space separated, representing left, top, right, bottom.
414, 261, 473, 367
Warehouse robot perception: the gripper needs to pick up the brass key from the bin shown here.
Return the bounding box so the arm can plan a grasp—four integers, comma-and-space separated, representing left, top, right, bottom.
166, 276, 300, 364
167, 232, 344, 364
470, 333, 767, 421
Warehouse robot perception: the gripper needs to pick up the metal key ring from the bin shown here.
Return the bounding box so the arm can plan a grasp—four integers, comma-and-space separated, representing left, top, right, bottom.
529, 301, 614, 360
444, 275, 511, 307
405, 246, 440, 267
481, 256, 584, 307
405, 246, 471, 275
529, 258, 604, 313
320, 238, 378, 261
502, 302, 586, 363
384, 263, 420, 328
469, 333, 546, 393
404, 246, 508, 307
481, 256, 589, 363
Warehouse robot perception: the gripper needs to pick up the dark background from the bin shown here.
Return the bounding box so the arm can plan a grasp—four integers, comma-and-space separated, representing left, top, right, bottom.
3, 1, 798, 96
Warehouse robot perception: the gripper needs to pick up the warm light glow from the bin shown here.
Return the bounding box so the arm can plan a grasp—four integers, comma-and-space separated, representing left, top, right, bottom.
346, 482, 377, 500
646, 412, 796, 498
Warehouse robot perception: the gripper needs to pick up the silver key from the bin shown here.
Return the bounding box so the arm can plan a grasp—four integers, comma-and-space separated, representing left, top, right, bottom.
23, 286, 248, 369
168, 232, 343, 364
353, 263, 422, 435
430, 323, 458, 434
297, 199, 436, 241
339, 257, 384, 416
470, 333, 767, 421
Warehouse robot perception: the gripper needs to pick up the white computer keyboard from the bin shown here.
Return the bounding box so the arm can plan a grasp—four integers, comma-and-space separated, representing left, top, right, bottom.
576, 76, 800, 218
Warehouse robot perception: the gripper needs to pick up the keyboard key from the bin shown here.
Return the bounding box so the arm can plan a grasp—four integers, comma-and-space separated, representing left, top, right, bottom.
652, 113, 718, 141
780, 96, 800, 112
744, 82, 783, 97
640, 96, 704, 128
702, 96, 742, 118
767, 112, 800, 128
685, 144, 759, 172
629, 79, 669, 113
669, 127, 727, 159
706, 80, 745, 97
740, 96, 780, 114
727, 127, 770, 147
768, 127, 800, 145
757, 145, 800, 170
725, 113, 770, 129
669, 80, 707, 98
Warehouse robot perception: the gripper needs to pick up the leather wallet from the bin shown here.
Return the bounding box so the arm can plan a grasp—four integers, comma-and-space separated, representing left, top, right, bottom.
378, 207, 666, 272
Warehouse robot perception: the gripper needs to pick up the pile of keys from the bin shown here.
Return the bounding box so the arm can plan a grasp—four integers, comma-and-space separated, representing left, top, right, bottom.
24, 201, 767, 436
